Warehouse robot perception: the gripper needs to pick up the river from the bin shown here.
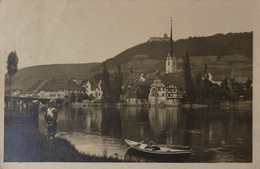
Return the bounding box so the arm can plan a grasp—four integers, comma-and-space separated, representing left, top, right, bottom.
38, 105, 252, 162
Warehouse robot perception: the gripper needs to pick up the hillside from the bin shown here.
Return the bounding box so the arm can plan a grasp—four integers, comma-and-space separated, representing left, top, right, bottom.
7, 32, 252, 91
91, 32, 252, 82
7, 63, 100, 91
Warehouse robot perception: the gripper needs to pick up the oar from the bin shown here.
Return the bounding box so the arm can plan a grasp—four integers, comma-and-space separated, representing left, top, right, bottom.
114, 140, 144, 156
157, 144, 190, 149
123, 140, 144, 151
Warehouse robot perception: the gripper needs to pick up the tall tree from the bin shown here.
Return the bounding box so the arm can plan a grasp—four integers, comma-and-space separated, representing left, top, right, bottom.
101, 64, 110, 101
196, 71, 203, 103
117, 65, 123, 97
6, 51, 18, 100
182, 51, 194, 107
114, 65, 123, 102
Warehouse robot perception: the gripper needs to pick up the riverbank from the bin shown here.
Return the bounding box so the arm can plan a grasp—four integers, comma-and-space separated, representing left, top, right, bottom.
4, 115, 126, 162
183, 100, 252, 109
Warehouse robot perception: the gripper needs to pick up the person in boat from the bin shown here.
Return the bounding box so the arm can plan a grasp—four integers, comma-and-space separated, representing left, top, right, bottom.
44, 98, 58, 146
145, 138, 156, 149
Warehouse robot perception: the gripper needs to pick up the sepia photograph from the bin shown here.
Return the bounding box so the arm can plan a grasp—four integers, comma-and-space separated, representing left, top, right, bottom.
0, 0, 258, 168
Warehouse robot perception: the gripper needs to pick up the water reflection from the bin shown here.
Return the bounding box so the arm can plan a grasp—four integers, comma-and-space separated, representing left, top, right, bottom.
38, 105, 252, 162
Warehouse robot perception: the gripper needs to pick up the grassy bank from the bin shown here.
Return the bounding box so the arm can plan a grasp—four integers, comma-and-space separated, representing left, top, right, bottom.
4, 115, 126, 162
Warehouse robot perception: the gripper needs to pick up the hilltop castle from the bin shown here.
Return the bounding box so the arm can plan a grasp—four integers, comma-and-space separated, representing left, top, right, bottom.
165, 19, 177, 74
148, 33, 169, 42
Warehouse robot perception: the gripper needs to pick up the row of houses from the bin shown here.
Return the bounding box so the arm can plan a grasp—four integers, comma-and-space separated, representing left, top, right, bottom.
12, 73, 184, 106
12, 78, 103, 102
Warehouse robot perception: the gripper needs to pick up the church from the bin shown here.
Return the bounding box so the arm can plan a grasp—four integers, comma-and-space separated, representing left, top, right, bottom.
165, 19, 177, 74
148, 19, 183, 107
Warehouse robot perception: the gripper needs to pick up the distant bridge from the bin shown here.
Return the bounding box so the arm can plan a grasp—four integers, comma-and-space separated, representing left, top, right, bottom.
4, 96, 66, 104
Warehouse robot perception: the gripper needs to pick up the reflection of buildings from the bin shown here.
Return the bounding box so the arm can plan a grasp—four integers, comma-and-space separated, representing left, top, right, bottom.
148, 107, 182, 145
39, 105, 252, 162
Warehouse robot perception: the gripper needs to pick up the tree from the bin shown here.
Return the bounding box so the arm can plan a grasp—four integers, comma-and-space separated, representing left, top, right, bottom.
182, 51, 194, 107
101, 64, 110, 102
245, 77, 252, 90
6, 51, 18, 100
70, 93, 76, 103
245, 77, 252, 100
114, 65, 123, 102
136, 83, 150, 99
195, 71, 203, 103
77, 93, 84, 102
221, 78, 229, 91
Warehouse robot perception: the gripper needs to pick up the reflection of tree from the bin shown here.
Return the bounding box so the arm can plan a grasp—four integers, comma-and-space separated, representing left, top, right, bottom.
121, 107, 151, 140
101, 107, 122, 138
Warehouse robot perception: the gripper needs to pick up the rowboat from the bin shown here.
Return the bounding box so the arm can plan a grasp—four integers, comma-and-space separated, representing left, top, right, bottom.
125, 139, 191, 156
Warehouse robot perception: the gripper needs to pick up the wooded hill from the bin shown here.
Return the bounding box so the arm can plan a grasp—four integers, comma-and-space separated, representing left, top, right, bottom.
91, 32, 252, 72
7, 63, 100, 91
7, 32, 252, 91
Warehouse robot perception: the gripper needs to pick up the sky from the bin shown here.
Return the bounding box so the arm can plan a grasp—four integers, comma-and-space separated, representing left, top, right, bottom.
0, 0, 258, 69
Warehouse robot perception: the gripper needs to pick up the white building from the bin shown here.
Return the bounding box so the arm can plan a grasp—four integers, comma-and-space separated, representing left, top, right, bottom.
148, 78, 166, 105
138, 73, 146, 82
82, 79, 103, 101
165, 19, 177, 74
166, 53, 177, 74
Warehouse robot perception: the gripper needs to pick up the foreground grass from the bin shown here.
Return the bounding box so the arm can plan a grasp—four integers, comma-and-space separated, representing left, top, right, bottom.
4, 115, 126, 162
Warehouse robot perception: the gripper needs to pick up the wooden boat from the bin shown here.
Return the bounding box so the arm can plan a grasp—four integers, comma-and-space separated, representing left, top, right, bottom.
125, 139, 191, 156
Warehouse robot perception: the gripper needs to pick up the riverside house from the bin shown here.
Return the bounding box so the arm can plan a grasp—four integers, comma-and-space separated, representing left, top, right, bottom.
82, 79, 103, 101
148, 77, 183, 106
38, 79, 85, 99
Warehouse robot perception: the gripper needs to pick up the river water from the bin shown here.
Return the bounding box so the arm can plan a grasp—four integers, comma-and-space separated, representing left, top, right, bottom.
38, 105, 252, 162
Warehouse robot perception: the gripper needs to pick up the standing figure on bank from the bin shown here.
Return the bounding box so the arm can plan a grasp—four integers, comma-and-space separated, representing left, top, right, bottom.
45, 98, 58, 146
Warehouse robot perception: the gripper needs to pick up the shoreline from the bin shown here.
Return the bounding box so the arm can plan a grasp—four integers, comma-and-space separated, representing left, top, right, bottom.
68, 100, 252, 109
4, 115, 128, 162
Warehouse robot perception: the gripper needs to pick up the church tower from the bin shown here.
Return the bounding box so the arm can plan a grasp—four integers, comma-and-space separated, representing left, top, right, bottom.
166, 19, 177, 74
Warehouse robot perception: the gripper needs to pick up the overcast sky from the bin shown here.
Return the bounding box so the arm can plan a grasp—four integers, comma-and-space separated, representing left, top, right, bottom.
0, 0, 257, 69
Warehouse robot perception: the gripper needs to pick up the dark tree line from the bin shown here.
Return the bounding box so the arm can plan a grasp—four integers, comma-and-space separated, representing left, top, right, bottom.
70, 93, 92, 103
182, 51, 252, 105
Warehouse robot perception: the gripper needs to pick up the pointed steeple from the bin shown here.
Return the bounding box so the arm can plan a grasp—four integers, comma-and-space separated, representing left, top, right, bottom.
169, 18, 174, 57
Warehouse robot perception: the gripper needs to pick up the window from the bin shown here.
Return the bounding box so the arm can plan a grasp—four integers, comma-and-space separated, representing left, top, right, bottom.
168, 61, 170, 66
